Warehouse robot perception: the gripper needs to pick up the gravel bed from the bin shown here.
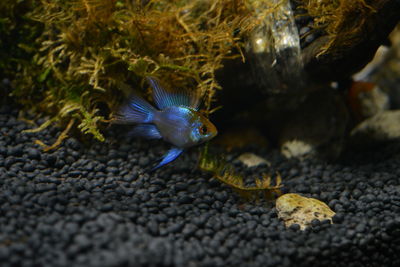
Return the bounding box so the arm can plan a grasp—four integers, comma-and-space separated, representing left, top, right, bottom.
1, 103, 400, 267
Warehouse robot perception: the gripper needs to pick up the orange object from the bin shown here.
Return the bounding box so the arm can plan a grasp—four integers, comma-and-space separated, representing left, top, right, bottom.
347, 81, 376, 121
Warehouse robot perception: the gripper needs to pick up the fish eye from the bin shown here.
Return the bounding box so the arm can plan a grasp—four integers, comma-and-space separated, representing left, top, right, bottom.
199, 125, 208, 135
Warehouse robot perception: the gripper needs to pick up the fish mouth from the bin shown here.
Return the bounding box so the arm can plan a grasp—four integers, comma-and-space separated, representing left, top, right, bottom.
201, 130, 217, 144
207, 129, 218, 141
212, 129, 218, 138
205, 131, 217, 142
208, 123, 218, 139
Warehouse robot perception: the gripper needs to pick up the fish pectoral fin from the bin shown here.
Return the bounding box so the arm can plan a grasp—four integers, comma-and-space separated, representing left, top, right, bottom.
128, 124, 162, 139
152, 147, 183, 170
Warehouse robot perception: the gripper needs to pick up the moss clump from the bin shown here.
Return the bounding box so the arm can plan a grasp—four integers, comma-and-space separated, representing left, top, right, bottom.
297, 0, 376, 54
0, 1, 43, 95
1, 0, 254, 146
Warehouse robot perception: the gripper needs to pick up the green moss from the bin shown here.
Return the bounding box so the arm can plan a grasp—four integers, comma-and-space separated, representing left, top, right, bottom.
297, 0, 375, 54
0, 0, 43, 94
1, 0, 254, 147
1, 0, 384, 148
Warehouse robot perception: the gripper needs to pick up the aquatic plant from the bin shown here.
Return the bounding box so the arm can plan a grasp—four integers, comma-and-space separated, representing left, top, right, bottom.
198, 145, 282, 201
1, 0, 393, 149
2, 0, 253, 147
296, 0, 383, 55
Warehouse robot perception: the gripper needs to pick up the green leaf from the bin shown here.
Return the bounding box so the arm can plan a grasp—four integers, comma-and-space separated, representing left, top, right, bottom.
37, 67, 51, 83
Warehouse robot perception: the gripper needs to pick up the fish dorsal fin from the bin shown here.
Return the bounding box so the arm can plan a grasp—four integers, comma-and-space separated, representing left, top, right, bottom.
147, 77, 200, 110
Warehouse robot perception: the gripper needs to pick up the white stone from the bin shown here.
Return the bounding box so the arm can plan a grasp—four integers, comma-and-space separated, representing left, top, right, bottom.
237, 153, 270, 168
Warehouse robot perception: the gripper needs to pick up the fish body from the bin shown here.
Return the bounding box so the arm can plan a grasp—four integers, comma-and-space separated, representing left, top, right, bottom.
115, 77, 217, 169
154, 106, 216, 148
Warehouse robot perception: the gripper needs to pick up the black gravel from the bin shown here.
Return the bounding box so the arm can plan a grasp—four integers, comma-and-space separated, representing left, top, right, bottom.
1, 102, 400, 267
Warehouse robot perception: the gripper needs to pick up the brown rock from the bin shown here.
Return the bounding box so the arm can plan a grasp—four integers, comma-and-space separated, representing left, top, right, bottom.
276, 193, 336, 230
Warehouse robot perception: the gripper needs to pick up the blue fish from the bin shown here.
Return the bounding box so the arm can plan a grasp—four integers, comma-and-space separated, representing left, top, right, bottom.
115, 77, 217, 170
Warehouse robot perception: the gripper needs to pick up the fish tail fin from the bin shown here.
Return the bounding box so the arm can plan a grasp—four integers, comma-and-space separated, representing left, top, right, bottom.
115, 93, 156, 124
